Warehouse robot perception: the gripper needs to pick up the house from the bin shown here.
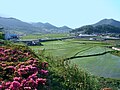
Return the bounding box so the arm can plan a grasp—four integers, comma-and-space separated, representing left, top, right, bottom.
112, 47, 120, 51
27, 40, 43, 46
17, 39, 43, 46
101, 36, 120, 40
89, 38, 96, 40
4, 32, 19, 40
79, 34, 97, 37
76, 34, 97, 38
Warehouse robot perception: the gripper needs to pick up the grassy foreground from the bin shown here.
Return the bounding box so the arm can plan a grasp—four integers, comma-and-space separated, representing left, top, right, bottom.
29, 39, 120, 89
1, 40, 120, 89
0, 40, 100, 90
30, 39, 120, 79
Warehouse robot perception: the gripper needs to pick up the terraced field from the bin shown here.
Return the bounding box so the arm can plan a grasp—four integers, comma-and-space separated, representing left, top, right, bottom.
21, 33, 69, 39
31, 41, 89, 57
71, 53, 120, 79
30, 39, 120, 79
76, 46, 112, 56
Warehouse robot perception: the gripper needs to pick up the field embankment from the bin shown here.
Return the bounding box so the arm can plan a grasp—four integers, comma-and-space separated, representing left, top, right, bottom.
29, 39, 120, 79
0, 40, 103, 90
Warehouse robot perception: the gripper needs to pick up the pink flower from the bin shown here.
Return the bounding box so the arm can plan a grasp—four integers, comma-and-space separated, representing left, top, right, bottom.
26, 60, 34, 64
24, 78, 37, 88
32, 63, 37, 67
17, 63, 22, 68
9, 81, 20, 89
0, 52, 5, 56
20, 65, 25, 68
0, 48, 4, 51
0, 58, 3, 61
1, 81, 5, 86
28, 78, 37, 87
40, 69, 48, 75
24, 67, 29, 71
18, 68, 27, 76
33, 59, 38, 64
5, 81, 11, 88
13, 77, 21, 82
30, 66, 38, 72
12, 58, 17, 61
24, 87, 31, 90
42, 62, 48, 68
7, 66, 15, 70
4, 55, 9, 60
20, 79, 26, 86
26, 65, 32, 69
24, 52, 30, 56
36, 78, 46, 85
4, 49, 11, 53
0, 85, 3, 90
0, 47, 49, 89
1, 63, 6, 67
28, 73, 38, 80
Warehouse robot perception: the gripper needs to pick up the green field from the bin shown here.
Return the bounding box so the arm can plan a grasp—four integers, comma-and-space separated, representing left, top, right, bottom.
71, 53, 120, 79
21, 33, 69, 40
29, 39, 120, 79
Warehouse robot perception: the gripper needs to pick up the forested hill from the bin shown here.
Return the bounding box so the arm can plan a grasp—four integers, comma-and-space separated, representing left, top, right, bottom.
0, 17, 72, 34
93, 19, 120, 28
71, 19, 120, 34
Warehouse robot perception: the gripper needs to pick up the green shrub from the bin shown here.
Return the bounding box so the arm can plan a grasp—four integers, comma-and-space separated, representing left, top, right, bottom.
42, 55, 100, 90
0, 32, 4, 39
38, 50, 120, 90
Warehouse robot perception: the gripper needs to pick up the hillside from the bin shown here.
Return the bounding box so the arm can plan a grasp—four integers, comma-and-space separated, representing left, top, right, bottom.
1, 41, 119, 90
0, 17, 72, 34
31, 22, 58, 29
0, 17, 43, 34
31, 22, 72, 33
93, 19, 120, 28
71, 19, 120, 34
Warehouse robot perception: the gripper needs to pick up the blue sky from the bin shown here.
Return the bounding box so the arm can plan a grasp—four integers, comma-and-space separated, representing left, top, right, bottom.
0, 0, 120, 28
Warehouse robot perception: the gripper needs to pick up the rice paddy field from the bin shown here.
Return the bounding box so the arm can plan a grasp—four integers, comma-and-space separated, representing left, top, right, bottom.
21, 33, 69, 40
29, 39, 120, 79
71, 54, 120, 79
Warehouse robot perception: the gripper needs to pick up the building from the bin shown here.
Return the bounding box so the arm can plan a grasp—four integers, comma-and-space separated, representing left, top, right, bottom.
89, 38, 96, 40
17, 39, 43, 46
4, 32, 19, 40
75, 34, 97, 38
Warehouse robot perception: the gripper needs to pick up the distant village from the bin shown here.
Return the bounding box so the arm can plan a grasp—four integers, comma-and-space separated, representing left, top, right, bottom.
70, 31, 120, 41
1, 27, 120, 46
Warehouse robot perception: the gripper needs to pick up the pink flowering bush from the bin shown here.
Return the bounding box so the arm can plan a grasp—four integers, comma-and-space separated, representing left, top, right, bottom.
0, 46, 48, 90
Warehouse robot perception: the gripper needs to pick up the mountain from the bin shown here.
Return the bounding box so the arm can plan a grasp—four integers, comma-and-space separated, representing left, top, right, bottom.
71, 19, 120, 34
31, 22, 45, 28
59, 26, 71, 29
31, 22, 58, 29
31, 22, 58, 33
0, 17, 44, 34
93, 19, 120, 28
31, 23, 72, 33
0, 17, 72, 34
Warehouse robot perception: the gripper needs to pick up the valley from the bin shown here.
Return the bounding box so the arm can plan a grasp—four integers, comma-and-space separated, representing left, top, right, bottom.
1, 17, 120, 89
29, 39, 120, 79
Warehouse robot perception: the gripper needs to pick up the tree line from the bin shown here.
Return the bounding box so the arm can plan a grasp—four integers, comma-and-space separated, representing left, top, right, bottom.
70, 24, 120, 34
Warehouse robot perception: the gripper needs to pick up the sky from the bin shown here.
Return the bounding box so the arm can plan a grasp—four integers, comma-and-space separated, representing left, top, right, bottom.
0, 0, 120, 28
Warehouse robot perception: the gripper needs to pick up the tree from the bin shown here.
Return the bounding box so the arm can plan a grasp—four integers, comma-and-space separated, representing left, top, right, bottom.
70, 24, 120, 34
0, 27, 4, 39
